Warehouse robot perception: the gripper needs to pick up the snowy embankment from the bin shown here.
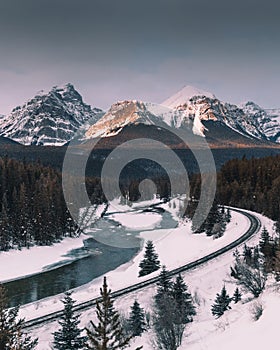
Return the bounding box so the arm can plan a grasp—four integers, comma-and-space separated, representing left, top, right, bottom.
0, 204, 109, 283
122, 210, 276, 350
29, 209, 280, 350
19, 205, 248, 321
0, 234, 88, 283
20, 203, 273, 349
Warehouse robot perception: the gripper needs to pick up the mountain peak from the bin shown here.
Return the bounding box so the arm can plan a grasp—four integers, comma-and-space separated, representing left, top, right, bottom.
162, 85, 215, 108
85, 100, 164, 139
0, 84, 103, 146
52, 82, 75, 94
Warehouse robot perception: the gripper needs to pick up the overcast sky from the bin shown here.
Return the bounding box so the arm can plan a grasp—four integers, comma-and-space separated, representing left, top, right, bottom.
0, 0, 279, 114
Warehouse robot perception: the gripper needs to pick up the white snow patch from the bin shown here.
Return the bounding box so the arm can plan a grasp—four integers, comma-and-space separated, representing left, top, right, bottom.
0, 234, 87, 283
110, 212, 162, 230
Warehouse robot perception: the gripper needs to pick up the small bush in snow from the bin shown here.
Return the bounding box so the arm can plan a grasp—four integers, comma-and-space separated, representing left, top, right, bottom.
251, 301, 264, 321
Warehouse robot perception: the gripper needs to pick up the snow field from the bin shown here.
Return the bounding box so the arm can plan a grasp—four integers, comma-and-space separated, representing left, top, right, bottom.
22, 205, 272, 349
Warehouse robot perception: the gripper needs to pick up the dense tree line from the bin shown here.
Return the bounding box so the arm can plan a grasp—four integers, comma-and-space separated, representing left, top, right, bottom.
0, 157, 77, 250
186, 154, 280, 222
217, 155, 280, 221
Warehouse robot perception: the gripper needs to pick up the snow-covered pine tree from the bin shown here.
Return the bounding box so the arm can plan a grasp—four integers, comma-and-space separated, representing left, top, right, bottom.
154, 265, 173, 305
53, 291, 86, 350
138, 240, 160, 277
128, 300, 146, 337
204, 200, 222, 236
85, 277, 133, 350
0, 284, 38, 350
230, 248, 266, 297
253, 246, 261, 269
243, 244, 253, 266
233, 288, 242, 303
211, 285, 232, 318
172, 274, 196, 323
153, 269, 187, 349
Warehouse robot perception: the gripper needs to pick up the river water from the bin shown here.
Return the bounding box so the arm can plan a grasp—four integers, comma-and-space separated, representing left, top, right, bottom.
4, 206, 177, 307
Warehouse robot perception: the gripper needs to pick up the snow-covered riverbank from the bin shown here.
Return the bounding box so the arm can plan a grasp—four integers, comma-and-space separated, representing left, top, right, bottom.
20, 205, 263, 349
0, 234, 88, 283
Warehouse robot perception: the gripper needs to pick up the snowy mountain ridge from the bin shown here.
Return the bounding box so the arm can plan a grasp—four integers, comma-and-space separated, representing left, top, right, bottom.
85, 100, 168, 139
1, 83, 279, 146
162, 85, 215, 109
0, 84, 103, 146
161, 88, 280, 143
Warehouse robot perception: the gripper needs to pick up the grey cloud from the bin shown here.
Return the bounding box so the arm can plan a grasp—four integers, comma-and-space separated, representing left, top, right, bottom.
0, 0, 279, 113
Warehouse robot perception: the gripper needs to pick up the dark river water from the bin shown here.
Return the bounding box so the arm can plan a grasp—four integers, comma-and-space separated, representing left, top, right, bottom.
4, 206, 176, 307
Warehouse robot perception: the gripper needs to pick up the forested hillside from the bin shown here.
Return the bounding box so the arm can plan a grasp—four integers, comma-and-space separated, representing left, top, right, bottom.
0, 157, 77, 250
217, 155, 280, 221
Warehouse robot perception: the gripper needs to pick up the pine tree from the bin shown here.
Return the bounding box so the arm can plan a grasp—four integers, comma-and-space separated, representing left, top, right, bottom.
53, 291, 86, 350
153, 266, 189, 350
204, 200, 221, 236
85, 277, 132, 349
154, 266, 173, 305
253, 246, 260, 269
243, 244, 253, 266
259, 227, 270, 254
233, 288, 242, 303
138, 240, 160, 277
230, 248, 266, 297
128, 300, 146, 337
225, 208, 231, 223
172, 274, 196, 323
0, 284, 38, 350
211, 285, 232, 318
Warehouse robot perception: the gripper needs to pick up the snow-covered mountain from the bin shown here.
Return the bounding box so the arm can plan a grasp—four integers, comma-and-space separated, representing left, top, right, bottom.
0, 84, 103, 146
161, 87, 280, 143
162, 85, 215, 109
85, 100, 168, 139
266, 108, 280, 122
1, 83, 279, 147
240, 102, 280, 143
84, 98, 275, 148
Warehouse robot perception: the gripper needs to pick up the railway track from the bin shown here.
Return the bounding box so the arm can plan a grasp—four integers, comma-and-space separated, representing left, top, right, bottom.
23, 207, 261, 329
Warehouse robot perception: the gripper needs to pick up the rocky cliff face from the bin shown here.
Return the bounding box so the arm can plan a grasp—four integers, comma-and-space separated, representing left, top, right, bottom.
0, 84, 103, 145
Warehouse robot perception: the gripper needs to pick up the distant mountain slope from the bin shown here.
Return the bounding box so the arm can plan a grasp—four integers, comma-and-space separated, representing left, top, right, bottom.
85, 100, 167, 139
0, 135, 19, 145
161, 86, 280, 144
0, 84, 103, 146
84, 99, 278, 149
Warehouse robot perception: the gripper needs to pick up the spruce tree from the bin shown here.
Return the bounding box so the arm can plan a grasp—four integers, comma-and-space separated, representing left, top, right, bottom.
211, 285, 232, 318
153, 270, 187, 349
226, 208, 231, 223
243, 244, 253, 266
204, 200, 221, 236
172, 274, 196, 323
53, 291, 86, 350
155, 266, 173, 305
138, 240, 160, 277
233, 288, 242, 303
0, 284, 38, 350
85, 277, 132, 349
128, 300, 146, 337
259, 227, 270, 254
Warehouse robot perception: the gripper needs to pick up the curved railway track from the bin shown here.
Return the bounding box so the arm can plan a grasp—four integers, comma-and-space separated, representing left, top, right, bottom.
23, 207, 261, 329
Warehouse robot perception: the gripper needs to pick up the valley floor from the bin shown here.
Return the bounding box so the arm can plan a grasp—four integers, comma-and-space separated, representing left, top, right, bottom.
15, 200, 273, 350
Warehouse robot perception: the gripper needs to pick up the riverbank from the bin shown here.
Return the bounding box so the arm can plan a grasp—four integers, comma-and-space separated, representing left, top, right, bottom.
19, 206, 250, 321
27, 208, 272, 350
0, 234, 88, 283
